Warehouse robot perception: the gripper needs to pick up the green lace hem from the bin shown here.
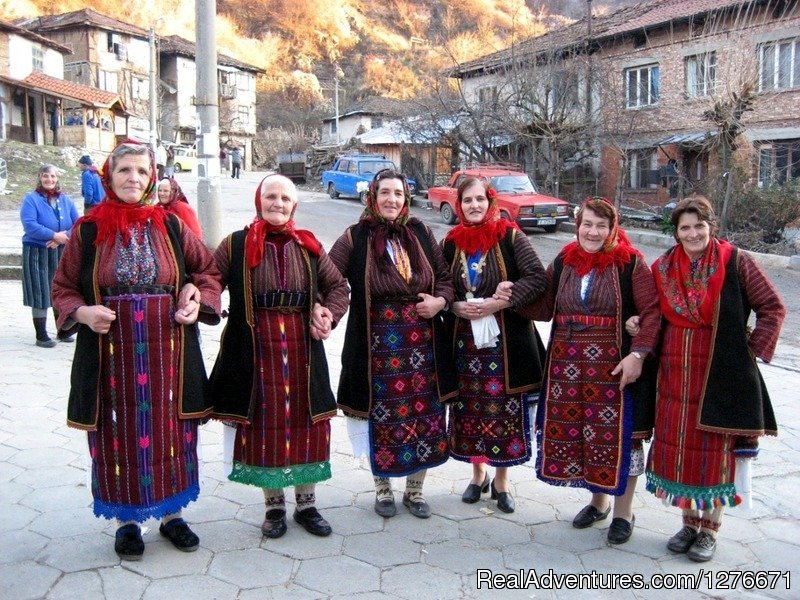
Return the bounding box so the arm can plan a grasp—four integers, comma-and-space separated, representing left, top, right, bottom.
646, 471, 740, 510
228, 460, 332, 488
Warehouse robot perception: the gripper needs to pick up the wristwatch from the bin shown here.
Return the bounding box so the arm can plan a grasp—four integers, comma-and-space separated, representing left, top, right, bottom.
630, 351, 644, 360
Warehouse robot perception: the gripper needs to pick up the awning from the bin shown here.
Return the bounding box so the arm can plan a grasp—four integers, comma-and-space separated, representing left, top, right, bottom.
657, 132, 714, 147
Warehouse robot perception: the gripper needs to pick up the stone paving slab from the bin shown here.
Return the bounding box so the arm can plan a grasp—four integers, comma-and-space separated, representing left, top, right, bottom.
1, 269, 799, 599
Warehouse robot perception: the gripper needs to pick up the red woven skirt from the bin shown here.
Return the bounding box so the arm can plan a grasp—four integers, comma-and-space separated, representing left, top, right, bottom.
536, 315, 633, 495
89, 293, 200, 522
229, 308, 331, 488
646, 324, 739, 509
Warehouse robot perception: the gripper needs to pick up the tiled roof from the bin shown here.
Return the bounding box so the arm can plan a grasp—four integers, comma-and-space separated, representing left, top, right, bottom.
20, 72, 126, 110
16, 8, 148, 39
452, 0, 759, 76
159, 35, 265, 74
323, 96, 410, 121
0, 19, 72, 54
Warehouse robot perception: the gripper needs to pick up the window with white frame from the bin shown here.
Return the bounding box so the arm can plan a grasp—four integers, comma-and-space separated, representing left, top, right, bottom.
237, 106, 250, 125
32, 46, 44, 71
477, 86, 499, 110
626, 149, 659, 189
685, 52, 716, 98
132, 77, 149, 101
98, 70, 118, 93
759, 38, 800, 91
625, 64, 659, 108
758, 140, 800, 186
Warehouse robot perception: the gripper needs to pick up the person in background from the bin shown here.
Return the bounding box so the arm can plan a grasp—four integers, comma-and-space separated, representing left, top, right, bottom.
329, 168, 455, 520
442, 177, 547, 513
231, 147, 242, 179
51, 140, 222, 561
164, 145, 176, 179
643, 195, 785, 562
523, 196, 660, 545
219, 147, 228, 172
210, 174, 349, 539
78, 155, 106, 214
157, 178, 202, 239
155, 142, 167, 180
49, 101, 60, 146
20, 164, 80, 347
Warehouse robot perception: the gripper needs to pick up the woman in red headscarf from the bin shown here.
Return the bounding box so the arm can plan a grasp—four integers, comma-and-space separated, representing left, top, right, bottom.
51, 141, 222, 560
644, 195, 784, 562
209, 174, 349, 540
521, 197, 660, 545
156, 177, 202, 239
441, 176, 547, 514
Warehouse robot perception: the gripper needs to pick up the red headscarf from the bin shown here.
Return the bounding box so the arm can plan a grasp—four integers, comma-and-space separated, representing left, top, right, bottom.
244, 174, 322, 268
158, 177, 190, 206
158, 177, 203, 239
445, 183, 517, 253
562, 196, 640, 276
81, 140, 168, 246
654, 236, 732, 328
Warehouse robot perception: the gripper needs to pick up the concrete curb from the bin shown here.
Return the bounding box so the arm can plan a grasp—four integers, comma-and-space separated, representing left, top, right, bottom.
557, 222, 800, 271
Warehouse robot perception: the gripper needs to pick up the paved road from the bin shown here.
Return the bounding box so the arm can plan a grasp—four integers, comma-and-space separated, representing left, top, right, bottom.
1, 171, 798, 599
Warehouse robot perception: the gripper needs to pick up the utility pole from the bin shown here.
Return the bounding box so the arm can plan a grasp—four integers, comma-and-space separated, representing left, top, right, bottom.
586, 0, 598, 195
148, 27, 158, 151
195, 0, 222, 247
333, 63, 343, 146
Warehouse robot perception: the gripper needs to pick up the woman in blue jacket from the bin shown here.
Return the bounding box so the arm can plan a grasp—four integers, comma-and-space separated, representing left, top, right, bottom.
20, 164, 79, 347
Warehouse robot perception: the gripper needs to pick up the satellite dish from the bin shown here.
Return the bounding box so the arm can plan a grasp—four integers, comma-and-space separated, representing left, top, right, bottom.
0, 158, 7, 192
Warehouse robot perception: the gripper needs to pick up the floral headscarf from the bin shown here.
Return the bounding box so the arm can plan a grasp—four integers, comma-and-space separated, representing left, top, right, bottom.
81, 140, 167, 246
358, 169, 425, 276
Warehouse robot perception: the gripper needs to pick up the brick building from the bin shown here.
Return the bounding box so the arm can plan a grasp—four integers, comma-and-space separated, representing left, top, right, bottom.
449, 0, 800, 207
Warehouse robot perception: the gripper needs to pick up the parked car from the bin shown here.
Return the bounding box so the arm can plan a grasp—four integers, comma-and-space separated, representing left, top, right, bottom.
427, 164, 570, 232
173, 146, 197, 173
321, 154, 417, 204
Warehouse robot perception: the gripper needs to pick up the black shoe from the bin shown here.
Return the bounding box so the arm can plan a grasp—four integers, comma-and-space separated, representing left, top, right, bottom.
687, 531, 717, 562
461, 473, 490, 504
667, 526, 699, 553
490, 480, 515, 513
374, 496, 397, 518
293, 507, 332, 536
261, 509, 287, 538
402, 493, 431, 519
159, 518, 199, 552
36, 338, 57, 348
607, 515, 635, 545
115, 523, 144, 561
56, 331, 75, 342
572, 504, 611, 529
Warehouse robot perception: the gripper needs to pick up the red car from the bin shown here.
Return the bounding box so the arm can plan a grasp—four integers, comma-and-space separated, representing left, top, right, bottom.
427, 164, 570, 232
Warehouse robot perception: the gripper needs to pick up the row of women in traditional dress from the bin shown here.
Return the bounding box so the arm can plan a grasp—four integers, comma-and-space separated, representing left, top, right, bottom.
51, 141, 785, 565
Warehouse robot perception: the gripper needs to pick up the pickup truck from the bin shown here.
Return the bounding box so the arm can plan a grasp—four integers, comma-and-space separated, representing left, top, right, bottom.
427, 164, 570, 232
321, 154, 417, 204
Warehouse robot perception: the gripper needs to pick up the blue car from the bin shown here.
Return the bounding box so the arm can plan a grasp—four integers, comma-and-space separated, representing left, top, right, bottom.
321, 155, 417, 204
